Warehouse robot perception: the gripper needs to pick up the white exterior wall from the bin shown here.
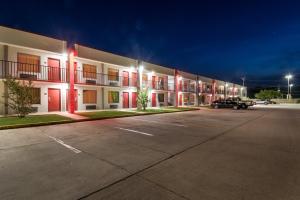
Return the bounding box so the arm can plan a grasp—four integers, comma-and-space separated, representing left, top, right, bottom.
0, 81, 4, 115
74, 56, 138, 111
0, 44, 4, 60
103, 87, 137, 109
1, 44, 68, 114
6, 45, 68, 81
31, 82, 69, 113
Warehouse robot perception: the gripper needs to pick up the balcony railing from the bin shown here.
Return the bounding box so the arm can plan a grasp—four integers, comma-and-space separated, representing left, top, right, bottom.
0, 60, 67, 82
181, 86, 196, 93
142, 80, 175, 91
74, 70, 138, 87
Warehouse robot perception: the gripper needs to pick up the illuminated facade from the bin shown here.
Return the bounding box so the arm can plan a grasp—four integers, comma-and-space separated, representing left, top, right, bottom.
0, 26, 246, 115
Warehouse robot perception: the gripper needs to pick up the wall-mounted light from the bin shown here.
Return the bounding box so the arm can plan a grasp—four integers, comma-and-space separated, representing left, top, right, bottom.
62, 52, 68, 60
129, 66, 135, 72
148, 71, 154, 76
139, 65, 144, 72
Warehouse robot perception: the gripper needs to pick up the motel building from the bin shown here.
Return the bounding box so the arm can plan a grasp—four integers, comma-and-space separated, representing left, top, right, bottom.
0, 26, 246, 115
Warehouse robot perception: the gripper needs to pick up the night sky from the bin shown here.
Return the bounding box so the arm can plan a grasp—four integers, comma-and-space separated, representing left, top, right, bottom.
1, 0, 300, 95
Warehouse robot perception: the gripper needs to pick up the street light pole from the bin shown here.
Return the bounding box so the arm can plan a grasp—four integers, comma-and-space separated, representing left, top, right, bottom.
290, 84, 294, 99
285, 74, 293, 100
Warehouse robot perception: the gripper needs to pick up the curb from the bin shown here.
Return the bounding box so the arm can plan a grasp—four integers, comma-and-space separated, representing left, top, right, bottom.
0, 109, 200, 130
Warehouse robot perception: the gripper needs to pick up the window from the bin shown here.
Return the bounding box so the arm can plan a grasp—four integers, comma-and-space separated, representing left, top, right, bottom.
108, 91, 119, 103
30, 88, 41, 104
17, 53, 40, 72
83, 90, 97, 104
83, 64, 97, 79
158, 93, 164, 103
142, 74, 148, 82
108, 68, 119, 81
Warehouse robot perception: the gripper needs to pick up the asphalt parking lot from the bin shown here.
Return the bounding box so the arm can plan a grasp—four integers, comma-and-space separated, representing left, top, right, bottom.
1, 106, 300, 200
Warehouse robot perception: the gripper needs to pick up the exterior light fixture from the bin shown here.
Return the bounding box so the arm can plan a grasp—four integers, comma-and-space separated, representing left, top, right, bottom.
139, 65, 144, 71
129, 66, 135, 72
62, 52, 68, 60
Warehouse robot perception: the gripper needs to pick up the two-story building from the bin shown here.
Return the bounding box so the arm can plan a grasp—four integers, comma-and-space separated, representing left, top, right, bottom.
0, 25, 247, 115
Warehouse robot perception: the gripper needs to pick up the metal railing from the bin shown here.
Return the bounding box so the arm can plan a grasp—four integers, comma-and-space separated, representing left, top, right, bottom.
0, 60, 67, 82
141, 80, 175, 91
74, 70, 138, 87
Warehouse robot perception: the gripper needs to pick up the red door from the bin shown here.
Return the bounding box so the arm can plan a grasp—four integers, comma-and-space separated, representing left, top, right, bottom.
48, 58, 60, 81
152, 93, 156, 107
179, 94, 182, 106
132, 72, 137, 87
123, 92, 129, 108
66, 89, 78, 111
48, 88, 61, 112
122, 71, 129, 86
152, 76, 156, 89
179, 81, 182, 91
132, 92, 137, 108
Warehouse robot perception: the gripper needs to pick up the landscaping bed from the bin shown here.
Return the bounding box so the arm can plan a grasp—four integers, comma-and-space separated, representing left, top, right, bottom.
0, 107, 199, 130
77, 107, 199, 119
77, 110, 138, 119
0, 114, 73, 130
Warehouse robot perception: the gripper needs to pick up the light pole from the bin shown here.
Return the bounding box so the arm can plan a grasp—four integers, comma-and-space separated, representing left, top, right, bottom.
290, 84, 294, 99
241, 77, 245, 98
285, 74, 293, 99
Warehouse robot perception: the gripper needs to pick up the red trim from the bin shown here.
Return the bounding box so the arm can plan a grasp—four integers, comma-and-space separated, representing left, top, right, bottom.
175, 69, 179, 107
68, 50, 75, 114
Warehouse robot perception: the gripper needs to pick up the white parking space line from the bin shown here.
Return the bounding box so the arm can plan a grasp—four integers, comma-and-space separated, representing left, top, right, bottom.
116, 127, 154, 136
132, 118, 186, 127
46, 135, 82, 154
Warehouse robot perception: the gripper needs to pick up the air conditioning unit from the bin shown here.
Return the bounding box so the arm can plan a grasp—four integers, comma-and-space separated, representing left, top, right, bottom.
20, 74, 37, 80
86, 79, 96, 85
110, 105, 118, 109
31, 107, 38, 113
109, 81, 119, 87
86, 105, 96, 110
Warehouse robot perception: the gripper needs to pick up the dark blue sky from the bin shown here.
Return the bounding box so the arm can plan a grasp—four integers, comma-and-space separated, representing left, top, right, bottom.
1, 0, 300, 89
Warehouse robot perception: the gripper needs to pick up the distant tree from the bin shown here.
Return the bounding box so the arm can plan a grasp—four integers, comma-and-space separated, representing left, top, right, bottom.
3, 77, 35, 118
255, 89, 282, 100
137, 89, 150, 111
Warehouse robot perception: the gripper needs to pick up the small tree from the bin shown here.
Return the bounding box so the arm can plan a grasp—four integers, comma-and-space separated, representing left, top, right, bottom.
137, 89, 150, 111
3, 77, 35, 118
255, 89, 281, 100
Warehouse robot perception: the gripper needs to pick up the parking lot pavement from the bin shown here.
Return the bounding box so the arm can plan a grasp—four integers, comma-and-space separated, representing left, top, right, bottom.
1, 107, 300, 200
254, 103, 300, 109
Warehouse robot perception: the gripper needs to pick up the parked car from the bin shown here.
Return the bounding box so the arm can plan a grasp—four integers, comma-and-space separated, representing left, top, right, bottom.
211, 100, 234, 109
211, 98, 249, 109
228, 97, 255, 107
255, 99, 276, 105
